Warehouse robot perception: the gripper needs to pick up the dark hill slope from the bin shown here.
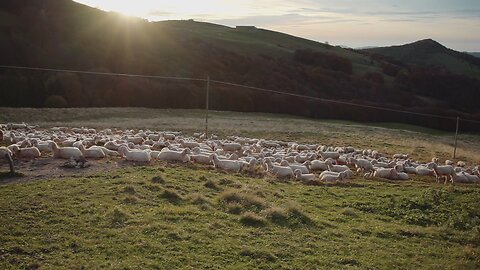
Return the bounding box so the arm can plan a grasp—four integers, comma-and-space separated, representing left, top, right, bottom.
364, 39, 480, 78
0, 0, 479, 130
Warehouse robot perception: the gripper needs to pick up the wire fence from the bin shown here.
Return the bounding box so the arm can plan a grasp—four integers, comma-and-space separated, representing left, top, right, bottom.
1, 64, 480, 158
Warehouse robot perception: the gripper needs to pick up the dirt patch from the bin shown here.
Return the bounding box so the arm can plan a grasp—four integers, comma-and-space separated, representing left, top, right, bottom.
0, 157, 133, 185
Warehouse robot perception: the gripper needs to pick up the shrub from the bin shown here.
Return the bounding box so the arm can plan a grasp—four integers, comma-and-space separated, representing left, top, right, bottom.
44, 95, 68, 108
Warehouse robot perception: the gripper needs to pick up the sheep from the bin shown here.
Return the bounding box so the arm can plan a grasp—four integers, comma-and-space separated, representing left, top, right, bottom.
50, 142, 84, 160
0, 147, 12, 159
10, 145, 41, 159
157, 148, 190, 163
309, 159, 332, 171
373, 168, 396, 179
461, 172, 480, 183
90, 146, 119, 157
320, 171, 346, 182
415, 165, 434, 176
328, 164, 350, 173
318, 150, 340, 160
190, 154, 213, 165
104, 141, 123, 151
280, 160, 309, 174
294, 169, 315, 181
78, 144, 106, 159
31, 139, 53, 153
211, 154, 244, 172
264, 159, 293, 178
221, 142, 242, 152
427, 163, 454, 184
350, 158, 374, 177
118, 146, 151, 162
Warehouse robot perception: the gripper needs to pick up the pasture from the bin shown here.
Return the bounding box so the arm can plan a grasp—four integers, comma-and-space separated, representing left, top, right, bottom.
0, 108, 479, 269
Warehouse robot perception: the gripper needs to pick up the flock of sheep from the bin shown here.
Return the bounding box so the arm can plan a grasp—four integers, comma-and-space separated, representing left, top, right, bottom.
1, 123, 479, 184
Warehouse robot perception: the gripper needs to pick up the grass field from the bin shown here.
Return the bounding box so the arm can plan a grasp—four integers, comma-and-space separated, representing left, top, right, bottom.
1, 107, 480, 269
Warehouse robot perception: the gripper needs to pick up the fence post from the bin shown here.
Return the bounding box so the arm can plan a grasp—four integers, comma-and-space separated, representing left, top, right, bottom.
205, 76, 210, 140
5, 153, 15, 176
453, 116, 459, 159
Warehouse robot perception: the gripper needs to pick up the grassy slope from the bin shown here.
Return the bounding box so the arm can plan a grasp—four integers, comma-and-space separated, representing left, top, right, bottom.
1, 165, 479, 269
1, 107, 479, 163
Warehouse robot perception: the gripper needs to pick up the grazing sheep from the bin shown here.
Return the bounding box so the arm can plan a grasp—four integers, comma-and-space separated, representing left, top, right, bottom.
118, 146, 151, 162
427, 163, 454, 184
50, 142, 84, 160
350, 158, 374, 177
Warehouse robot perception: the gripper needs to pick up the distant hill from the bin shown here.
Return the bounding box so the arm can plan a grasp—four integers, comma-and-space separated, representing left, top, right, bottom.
0, 0, 479, 130
363, 39, 480, 78
469, 52, 480, 58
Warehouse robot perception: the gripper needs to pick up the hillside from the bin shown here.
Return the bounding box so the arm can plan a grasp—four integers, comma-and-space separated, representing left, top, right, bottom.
363, 39, 480, 78
469, 52, 480, 58
0, 0, 479, 131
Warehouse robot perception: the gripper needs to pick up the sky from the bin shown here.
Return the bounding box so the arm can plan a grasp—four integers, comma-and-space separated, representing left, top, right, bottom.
74, 0, 480, 51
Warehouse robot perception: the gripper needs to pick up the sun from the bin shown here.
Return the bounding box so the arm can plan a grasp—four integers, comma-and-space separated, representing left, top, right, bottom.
74, 0, 254, 21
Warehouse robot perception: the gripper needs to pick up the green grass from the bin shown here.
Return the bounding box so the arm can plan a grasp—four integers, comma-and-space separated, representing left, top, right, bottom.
1, 165, 479, 269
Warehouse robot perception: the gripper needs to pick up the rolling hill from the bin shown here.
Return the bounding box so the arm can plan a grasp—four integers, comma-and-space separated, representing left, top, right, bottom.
0, 0, 479, 131
363, 39, 480, 78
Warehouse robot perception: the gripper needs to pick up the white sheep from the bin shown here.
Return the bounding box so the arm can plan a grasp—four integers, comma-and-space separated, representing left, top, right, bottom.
264, 159, 293, 178
320, 171, 346, 182
190, 154, 213, 165
211, 154, 244, 172
427, 163, 454, 184
50, 142, 84, 160
294, 169, 315, 181
309, 159, 332, 171
78, 144, 106, 159
350, 158, 374, 177
373, 168, 396, 179
118, 146, 151, 162
157, 148, 190, 163
10, 145, 41, 159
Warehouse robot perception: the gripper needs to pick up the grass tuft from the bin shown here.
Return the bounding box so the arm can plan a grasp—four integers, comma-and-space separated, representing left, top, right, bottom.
240, 247, 277, 262
204, 179, 220, 190
124, 196, 139, 204
341, 207, 358, 217
151, 176, 165, 184
161, 189, 184, 202
123, 185, 136, 194
109, 208, 130, 228
219, 189, 267, 212
239, 212, 267, 227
